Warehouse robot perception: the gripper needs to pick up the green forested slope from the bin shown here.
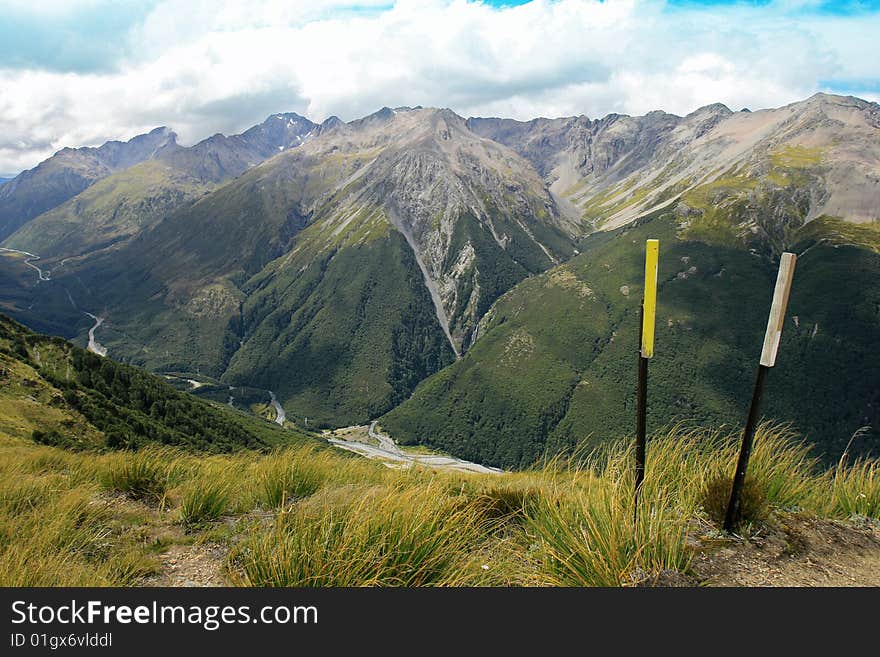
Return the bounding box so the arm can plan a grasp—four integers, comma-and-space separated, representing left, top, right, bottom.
223, 229, 455, 427
0, 314, 311, 452
381, 213, 880, 468
0, 108, 570, 428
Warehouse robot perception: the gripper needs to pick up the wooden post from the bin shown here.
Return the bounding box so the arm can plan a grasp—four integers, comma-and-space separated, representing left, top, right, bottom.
635, 303, 647, 503
724, 252, 797, 532
635, 239, 659, 520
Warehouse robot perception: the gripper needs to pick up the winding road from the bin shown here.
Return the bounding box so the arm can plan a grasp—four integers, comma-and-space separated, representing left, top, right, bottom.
329, 421, 503, 475
369, 420, 402, 454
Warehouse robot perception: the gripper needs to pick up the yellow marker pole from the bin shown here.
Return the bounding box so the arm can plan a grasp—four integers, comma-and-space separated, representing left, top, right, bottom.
641, 239, 659, 359
635, 239, 659, 521
724, 253, 797, 532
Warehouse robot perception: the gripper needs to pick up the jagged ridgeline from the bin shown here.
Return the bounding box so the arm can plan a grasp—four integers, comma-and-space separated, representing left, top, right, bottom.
0, 314, 311, 451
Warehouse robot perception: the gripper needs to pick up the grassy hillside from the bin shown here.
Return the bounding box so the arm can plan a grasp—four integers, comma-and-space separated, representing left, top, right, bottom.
382, 211, 880, 468
0, 421, 876, 586
0, 127, 175, 242
3, 160, 214, 260
0, 314, 311, 452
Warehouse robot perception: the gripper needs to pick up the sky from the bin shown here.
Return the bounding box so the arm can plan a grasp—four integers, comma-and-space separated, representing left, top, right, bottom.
0, 0, 878, 174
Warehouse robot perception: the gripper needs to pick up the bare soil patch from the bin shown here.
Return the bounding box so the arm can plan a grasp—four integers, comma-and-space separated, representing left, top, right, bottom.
693, 515, 880, 587
144, 543, 229, 587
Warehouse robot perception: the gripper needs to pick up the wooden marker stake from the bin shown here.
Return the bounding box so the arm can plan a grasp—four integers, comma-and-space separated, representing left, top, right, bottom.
635, 239, 659, 520
724, 252, 797, 533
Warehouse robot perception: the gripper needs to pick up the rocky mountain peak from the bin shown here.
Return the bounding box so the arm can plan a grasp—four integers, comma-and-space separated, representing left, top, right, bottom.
686, 102, 733, 119
350, 106, 398, 128
319, 115, 343, 131
57, 126, 178, 169
243, 112, 316, 150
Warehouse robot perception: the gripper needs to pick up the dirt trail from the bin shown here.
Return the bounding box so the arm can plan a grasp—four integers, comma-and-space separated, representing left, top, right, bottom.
693, 516, 880, 586
135, 507, 879, 587
145, 544, 229, 587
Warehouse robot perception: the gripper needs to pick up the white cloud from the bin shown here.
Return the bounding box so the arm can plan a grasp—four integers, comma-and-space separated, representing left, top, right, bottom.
0, 0, 878, 173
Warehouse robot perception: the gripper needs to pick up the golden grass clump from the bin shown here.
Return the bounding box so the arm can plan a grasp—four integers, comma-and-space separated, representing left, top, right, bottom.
255, 448, 326, 509
828, 460, 880, 518
701, 475, 768, 529
228, 482, 489, 586
179, 482, 231, 528
99, 446, 184, 505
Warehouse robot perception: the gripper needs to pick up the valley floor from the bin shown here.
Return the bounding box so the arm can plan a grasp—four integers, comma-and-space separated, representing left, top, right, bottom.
324, 422, 504, 475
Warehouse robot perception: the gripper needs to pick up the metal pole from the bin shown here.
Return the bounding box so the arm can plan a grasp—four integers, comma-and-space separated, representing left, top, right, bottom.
635, 302, 647, 520
723, 251, 796, 532
723, 364, 768, 532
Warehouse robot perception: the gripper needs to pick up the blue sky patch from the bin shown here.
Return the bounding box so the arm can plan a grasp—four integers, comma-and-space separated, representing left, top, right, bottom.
0, 1, 157, 73
821, 78, 880, 93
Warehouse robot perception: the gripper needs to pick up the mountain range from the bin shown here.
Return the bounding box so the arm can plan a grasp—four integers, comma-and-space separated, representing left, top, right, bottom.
1, 93, 877, 467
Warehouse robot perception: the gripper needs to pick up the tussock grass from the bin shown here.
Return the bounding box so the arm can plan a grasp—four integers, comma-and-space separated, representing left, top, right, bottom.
100, 447, 183, 505
255, 448, 326, 509
229, 483, 489, 586
0, 467, 158, 585
525, 483, 692, 586
828, 460, 880, 518
701, 476, 768, 529
0, 423, 877, 587
590, 423, 826, 518
519, 443, 693, 587
179, 483, 231, 528
179, 455, 250, 514
466, 484, 544, 522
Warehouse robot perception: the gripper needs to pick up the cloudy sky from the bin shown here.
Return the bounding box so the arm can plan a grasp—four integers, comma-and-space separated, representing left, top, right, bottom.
1, 0, 878, 175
